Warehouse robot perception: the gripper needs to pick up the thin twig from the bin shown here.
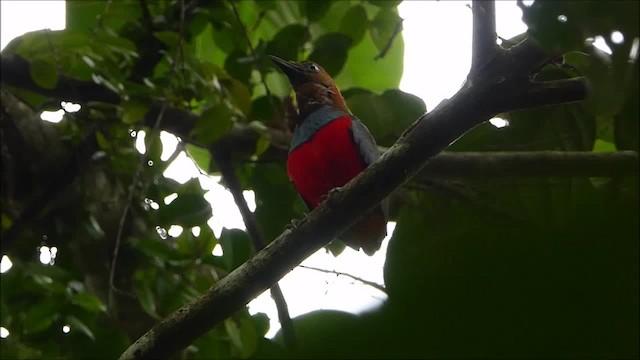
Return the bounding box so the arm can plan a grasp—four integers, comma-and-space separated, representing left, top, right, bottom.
139, 0, 155, 32
298, 265, 386, 293
374, 18, 404, 61
212, 149, 296, 350
108, 0, 187, 312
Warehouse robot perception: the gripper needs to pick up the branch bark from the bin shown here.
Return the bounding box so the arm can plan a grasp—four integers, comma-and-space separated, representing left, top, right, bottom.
471, 0, 497, 74
118, 2, 594, 357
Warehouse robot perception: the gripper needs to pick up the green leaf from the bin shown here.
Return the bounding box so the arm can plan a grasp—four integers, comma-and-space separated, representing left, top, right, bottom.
370, 9, 402, 53
309, 33, 352, 77
251, 312, 271, 338
65, 315, 95, 341
129, 236, 174, 259
190, 104, 234, 144
255, 133, 271, 157
239, 316, 258, 357
71, 292, 106, 313
219, 229, 252, 271
133, 270, 160, 319
66, 1, 141, 33
564, 51, 624, 118
185, 144, 211, 172
334, 25, 404, 92
224, 50, 252, 85
191, 24, 221, 65
344, 90, 394, 143
339, 5, 368, 47
225, 319, 243, 351
145, 132, 163, 162
381, 89, 427, 132
367, 0, 402, 8
95, 131, 110, 150
153, 31, 179, 49
29, 58, 58, 89
267, 24, 310, 64
121, 100, 149, 125
250, 95, 283, 125
223, 79, 252, 116
157, 193, 212, 228
451, 104, 595, 152
254, 0, 277, 10
23, 301, 58, 334
614, 71, 639, 151
326, 240, 347, 257
593, 138, 617, 152
299, 0, 334, 22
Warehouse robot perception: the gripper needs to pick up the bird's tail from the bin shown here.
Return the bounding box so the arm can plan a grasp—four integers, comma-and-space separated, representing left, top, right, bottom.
341, 206, 387, 256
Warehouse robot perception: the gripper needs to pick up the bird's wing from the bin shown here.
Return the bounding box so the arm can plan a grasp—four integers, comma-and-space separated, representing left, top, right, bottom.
349, 116, 381, 166
349, 116, 390, 219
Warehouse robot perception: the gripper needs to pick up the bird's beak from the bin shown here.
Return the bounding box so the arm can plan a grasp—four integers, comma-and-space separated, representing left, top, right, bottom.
268, 55, 305, 86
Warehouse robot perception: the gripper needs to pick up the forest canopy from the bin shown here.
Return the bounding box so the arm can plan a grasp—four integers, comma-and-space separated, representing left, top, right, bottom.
0, 0, 637, 358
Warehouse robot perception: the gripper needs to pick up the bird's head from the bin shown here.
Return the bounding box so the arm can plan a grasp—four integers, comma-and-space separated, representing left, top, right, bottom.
269, 55, 349, 116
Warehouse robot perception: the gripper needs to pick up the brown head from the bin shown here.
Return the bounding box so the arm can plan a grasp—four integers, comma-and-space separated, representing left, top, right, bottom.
269, 55, 349, 119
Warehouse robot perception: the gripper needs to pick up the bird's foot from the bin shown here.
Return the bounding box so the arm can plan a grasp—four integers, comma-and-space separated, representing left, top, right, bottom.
284, 216, 305, 231
319, 187, 342, 205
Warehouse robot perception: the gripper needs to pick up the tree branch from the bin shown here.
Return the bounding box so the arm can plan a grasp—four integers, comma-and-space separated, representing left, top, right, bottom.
298, 265, 386, 293
420, 151, 639, 178
212, 149, 296, 349
119, 4, 594, 356
0, 54, 120, 104
471, 0, 497, 75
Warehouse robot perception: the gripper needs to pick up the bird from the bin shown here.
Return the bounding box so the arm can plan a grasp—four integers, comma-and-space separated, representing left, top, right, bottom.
269, 55, 388, 256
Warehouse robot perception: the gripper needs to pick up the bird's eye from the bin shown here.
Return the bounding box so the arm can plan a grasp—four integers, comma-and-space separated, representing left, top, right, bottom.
307, 63, 320, 72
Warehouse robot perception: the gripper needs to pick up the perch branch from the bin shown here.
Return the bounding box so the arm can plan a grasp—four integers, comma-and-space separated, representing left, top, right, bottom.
212, 149, 296, 349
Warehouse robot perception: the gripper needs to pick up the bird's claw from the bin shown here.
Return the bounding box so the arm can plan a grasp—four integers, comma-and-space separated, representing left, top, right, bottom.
284, 216, 305, 231
319, 187, 342, 205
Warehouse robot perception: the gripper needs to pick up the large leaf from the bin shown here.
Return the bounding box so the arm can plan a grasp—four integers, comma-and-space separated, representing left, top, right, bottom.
266, 24, 310, 63
29, 58, 58, 89
190, 104, 234, 145
344, 88, 426, 145
308, 33, 352, 77
382, 177, 638, 357
369, 8, 402, 53
339, 5, 368, 47
157, 194, 212, 228
219, 229, 252, 271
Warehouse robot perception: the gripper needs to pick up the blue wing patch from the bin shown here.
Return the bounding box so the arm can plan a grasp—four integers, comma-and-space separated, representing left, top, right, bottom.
349, 116, 381, 166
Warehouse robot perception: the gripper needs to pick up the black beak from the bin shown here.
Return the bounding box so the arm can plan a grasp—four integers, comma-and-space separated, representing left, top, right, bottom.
268, 55, 305, 86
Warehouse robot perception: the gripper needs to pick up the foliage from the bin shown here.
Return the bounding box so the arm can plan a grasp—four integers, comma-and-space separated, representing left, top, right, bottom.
0, 0, 637, 359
